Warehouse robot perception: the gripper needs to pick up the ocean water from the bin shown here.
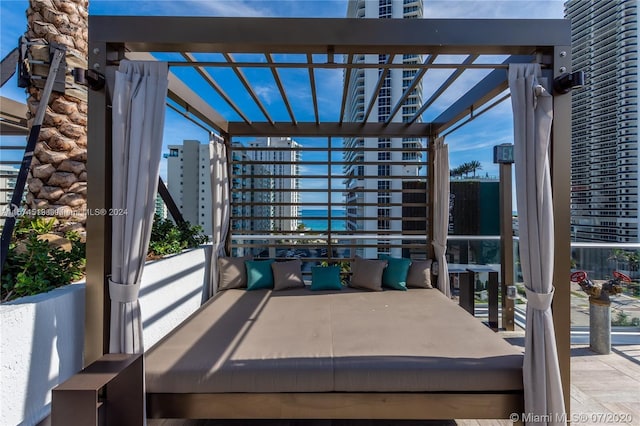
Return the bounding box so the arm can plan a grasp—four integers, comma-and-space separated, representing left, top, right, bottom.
300, 209, 346, 231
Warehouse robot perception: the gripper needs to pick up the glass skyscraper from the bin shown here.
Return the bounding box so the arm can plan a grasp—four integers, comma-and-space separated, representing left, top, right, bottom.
566, 0, 639, 242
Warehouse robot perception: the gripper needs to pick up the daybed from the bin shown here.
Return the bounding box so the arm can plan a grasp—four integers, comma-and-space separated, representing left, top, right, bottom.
145, 287, 523, 420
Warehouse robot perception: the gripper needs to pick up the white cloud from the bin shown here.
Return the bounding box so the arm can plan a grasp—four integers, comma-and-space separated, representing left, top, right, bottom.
254, 84, 278, 105
89, 0, 348, 18
425, 1, 564, 19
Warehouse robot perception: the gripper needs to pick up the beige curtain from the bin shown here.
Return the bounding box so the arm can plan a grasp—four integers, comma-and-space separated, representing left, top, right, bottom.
110, 60, 168, 353
432, 136, 451, 297
204, 135, 231, 300
509, 63, 565, 425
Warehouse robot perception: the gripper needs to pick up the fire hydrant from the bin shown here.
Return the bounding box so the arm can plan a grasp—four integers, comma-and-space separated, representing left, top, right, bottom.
570, 270, 625, 354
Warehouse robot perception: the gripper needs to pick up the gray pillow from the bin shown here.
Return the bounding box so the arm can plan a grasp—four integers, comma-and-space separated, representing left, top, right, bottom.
218, 256, 251, 290
406, 259, 433, 288
272, 259, 305, 291
349, 256, 387, 291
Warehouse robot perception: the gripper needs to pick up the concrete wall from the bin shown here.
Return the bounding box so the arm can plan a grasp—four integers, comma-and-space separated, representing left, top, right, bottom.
0, 282, 85, 426
0, 245, 209, 426
139, 246, 208, 349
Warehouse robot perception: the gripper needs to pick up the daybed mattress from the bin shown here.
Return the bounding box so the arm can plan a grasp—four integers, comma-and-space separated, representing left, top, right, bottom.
145, 288, 523, 394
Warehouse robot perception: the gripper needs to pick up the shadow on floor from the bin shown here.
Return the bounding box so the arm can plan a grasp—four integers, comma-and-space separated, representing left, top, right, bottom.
612, 346, 640, 366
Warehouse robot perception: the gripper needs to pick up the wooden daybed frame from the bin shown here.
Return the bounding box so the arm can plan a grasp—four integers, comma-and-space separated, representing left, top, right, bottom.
85, 16, 573, 420
144, 288, 524, 420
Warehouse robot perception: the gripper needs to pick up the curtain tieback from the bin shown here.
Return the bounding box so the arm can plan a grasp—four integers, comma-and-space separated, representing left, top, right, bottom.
525, 286, 554, 311
109, 279, 141, 303
214, 242, 225, 255
432, 241, 446, 251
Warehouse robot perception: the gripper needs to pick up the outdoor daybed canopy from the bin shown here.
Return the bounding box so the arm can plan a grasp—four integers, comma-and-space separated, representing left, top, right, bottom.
86, 16, 573, 424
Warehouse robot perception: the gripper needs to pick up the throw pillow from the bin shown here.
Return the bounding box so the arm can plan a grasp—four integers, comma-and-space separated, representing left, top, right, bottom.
349, 256, 387, 291
406, 259, 433, 288
218, 256, 252, 290
310, 266, 342, 291
272, 259, 305, 291
245, 259, 276, 290
379, 255, 411, 291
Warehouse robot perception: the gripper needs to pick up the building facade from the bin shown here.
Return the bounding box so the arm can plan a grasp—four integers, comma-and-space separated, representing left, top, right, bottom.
566, 0, 639, 242
154, 193, 167, 220
166, 139, 213, 235
247, 137, 301, 232
230, 142, 274, 234
0, 165, 19, 228
344, 0, 424, 258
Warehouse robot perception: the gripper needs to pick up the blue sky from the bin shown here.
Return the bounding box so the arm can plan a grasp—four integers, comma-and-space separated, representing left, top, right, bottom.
0, 0, 564, 203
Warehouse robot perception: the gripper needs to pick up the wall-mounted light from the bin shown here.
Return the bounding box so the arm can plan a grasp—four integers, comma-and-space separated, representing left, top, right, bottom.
553, 71, 585, 95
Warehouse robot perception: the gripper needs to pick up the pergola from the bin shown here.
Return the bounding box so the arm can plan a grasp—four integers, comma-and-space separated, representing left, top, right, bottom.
86, 15, 573, 414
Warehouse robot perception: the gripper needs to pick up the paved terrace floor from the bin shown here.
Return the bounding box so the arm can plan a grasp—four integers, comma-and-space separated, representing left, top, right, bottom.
149, 336, 640, 426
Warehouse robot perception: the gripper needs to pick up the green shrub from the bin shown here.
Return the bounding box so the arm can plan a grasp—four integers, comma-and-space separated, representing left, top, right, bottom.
1, 230, 86, 302
15, 216, 56, 235
611, 311, 630, 326
1, 214, 207, 302
147, 215, 209, 258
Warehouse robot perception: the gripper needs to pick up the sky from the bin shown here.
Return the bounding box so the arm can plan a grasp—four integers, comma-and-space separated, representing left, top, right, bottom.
0, 0, 565, 205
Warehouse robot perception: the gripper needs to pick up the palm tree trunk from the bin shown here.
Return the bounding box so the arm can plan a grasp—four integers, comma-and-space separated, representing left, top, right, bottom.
24, 0, 88, 236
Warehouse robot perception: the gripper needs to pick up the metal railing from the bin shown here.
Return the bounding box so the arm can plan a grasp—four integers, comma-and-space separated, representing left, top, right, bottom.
229, 138, 429, 260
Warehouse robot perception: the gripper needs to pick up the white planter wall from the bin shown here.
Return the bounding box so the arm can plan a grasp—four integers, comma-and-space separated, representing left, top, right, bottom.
139, 245, 208, 349
0, 245, 209, 426
0, 282, 85, 426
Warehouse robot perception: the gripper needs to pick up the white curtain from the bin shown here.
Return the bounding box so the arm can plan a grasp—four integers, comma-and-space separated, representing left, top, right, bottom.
110, 60, 168, 353
432, 136, 451, 298
509, 63, 565, 425
204, 135, 231, 300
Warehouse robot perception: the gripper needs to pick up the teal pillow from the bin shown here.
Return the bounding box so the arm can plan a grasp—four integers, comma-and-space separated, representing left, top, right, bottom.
311, 266, 342, 291
245, 259, 276, 290
379, 255, 411, 291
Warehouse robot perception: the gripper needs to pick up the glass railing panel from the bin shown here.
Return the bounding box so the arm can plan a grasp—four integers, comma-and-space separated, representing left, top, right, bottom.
512, 240, 640, 337
570, 242, 640, 329
230, 233, 640, 336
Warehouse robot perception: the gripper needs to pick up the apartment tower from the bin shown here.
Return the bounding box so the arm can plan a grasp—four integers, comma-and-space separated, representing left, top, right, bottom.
344, 0, 424, 258
566, 0, 639, 242
166, 139, 213, 235
247, 137, 301, 232
231, 142, 274, 234
0, 165, 19, 228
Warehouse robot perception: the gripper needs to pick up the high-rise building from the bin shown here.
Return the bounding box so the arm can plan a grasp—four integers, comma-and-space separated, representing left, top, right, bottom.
231, 142, 274, 234
166, 139, 213, 234
344, 0, 424, 258
154, 193, 167, 220
0, 165, 19, 227
566, 0, 639, 242
247, 137, 302, 232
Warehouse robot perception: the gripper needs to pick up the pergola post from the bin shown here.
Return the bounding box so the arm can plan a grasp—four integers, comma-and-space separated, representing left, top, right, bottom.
427, 134, 436, 260
552, 45, 573, 417
223, 131, 233, 255
84, 40, 119, 365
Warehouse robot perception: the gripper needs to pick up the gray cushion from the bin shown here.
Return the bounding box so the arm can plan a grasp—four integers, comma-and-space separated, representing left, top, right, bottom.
406, 259, 433, 288
272, 259, 305, 291
218, 256, 251, 290
349, 257, 387, 291
145, 288, 524, 394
